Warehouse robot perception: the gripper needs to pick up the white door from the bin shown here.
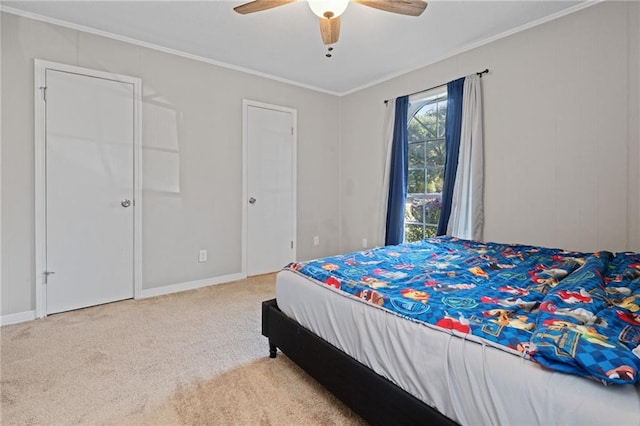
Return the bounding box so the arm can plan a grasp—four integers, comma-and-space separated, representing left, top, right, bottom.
45, 69, 135, 314
246, 103, 296, 276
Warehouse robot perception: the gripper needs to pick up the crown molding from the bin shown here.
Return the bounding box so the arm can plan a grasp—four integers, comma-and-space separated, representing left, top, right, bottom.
0, 5, 341, 96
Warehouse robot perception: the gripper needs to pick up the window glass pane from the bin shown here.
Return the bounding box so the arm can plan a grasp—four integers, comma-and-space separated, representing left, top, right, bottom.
406, 197, 425, 223
424, 226, 437, 238
407, 169, 425, 194
415, 103, 437, 138
424, 196, 441, 225
404, 197, 417, 223
408, 142, 425, 168
408, 118, 426, 143
405, 224, 425, 242
437, 101, 447, 138
426, 165, 444, 193
426, 139, 445, 166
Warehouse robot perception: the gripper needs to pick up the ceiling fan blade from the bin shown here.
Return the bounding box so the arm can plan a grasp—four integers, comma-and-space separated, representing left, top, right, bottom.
233, 0, 295, 15
319, 16, 340, 45
354, 0, 428, 17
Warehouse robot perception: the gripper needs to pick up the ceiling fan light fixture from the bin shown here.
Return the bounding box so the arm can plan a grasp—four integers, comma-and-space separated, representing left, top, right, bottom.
308, 0, 349, 19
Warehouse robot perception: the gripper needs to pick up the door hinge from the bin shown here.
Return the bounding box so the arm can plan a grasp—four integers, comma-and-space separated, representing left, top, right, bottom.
39, 86, 47, 102
291, 241, 294, 249
291, 127, 293, 135
43, 271, 55, 284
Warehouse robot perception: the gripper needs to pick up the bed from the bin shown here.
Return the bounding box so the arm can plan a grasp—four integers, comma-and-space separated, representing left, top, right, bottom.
262, 237, 640, 425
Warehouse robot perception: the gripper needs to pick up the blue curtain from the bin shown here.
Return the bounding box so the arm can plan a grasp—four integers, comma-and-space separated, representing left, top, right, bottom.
385, 96, 409, 245
437, 77, 465, 236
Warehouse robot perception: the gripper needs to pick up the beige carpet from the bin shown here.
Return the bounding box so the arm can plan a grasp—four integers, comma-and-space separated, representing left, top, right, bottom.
0, 274, 364, 425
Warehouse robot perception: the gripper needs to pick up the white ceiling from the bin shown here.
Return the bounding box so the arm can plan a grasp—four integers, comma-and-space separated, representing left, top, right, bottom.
2, 0, 590, 95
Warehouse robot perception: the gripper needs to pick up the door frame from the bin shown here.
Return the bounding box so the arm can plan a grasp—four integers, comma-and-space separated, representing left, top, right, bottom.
34, 59, 143, 318
241, 99, 297, 277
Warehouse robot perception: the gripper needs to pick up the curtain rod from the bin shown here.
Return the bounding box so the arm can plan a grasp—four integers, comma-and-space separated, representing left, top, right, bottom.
383, 68, 489, 104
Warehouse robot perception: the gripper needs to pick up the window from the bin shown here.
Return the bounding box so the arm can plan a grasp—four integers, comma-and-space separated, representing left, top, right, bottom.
404, 91, 447, 242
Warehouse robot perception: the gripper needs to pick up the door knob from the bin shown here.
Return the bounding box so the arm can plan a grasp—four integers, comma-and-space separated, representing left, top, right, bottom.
249, 197, 256, 204
121, 199, 131, 208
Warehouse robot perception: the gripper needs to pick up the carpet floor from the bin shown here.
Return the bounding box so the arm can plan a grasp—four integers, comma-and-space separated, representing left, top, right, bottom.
0, 274, 364, 425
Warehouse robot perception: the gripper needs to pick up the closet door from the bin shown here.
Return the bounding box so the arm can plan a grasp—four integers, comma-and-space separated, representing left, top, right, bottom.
44, 68, 135, 314
245, 102, 296, 276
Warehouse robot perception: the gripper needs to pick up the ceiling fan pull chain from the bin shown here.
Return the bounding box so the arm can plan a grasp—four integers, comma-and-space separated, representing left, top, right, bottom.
326, 46, 334, 58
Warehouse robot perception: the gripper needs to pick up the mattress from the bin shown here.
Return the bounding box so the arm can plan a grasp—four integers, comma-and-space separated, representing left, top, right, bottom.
276, 269, 640, 426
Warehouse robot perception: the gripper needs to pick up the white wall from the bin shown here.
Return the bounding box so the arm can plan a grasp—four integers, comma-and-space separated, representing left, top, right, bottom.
1, 12, 341, 316
340, 1, 640, 254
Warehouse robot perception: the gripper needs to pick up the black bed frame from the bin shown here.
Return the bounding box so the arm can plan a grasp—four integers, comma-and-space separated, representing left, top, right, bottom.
262, 299, 458, 426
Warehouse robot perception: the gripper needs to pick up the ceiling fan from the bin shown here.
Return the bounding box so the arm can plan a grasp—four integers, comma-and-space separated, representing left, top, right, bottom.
234, 0, 428, 47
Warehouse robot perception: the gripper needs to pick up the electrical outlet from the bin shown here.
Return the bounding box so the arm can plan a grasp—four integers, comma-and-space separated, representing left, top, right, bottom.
313, 236, 320, 246
362, 238, 368, 248
198, 249, 208, 263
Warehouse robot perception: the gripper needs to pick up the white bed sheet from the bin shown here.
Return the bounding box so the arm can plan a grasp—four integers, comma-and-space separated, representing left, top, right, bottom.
276, 269, 640, 426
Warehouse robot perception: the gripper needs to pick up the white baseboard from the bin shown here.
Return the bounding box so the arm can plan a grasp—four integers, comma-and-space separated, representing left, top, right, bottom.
1, 273, 245, 325
1, 310, 36, 326
140, 272, 245, 299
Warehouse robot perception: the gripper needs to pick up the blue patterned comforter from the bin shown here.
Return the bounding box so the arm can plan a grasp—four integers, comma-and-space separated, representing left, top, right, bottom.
285, 237, 640, 385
